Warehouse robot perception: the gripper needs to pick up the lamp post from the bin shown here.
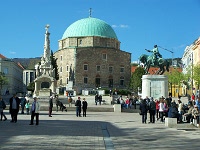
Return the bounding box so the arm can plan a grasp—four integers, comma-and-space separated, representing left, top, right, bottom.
191, 53, 194, 95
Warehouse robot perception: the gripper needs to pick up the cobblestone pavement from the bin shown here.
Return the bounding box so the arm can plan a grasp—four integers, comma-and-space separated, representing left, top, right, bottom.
0, 109, 200, 150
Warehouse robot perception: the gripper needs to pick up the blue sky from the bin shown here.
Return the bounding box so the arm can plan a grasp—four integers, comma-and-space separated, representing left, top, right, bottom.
0, 0, 199, 61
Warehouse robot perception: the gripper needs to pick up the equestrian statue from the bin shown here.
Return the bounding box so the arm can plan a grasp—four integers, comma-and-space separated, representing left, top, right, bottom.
139, 45, 170, 75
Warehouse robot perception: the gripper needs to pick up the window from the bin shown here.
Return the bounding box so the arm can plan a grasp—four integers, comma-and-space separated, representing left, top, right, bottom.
60, 67, 62, 72
84, 77, 88, 84
96, 65, 100, 71
102, 53, 107, 60
60, 79, 62, 85
109, 66, 113, 73
84, 64, 88, 71
120, 67, 124, 73
120, 76, 124, 86
3, 68, 8, 74
80, 39, 82, 45
66, 65, 69, 72
66, 78, 69, 84
60, 55, 63, 61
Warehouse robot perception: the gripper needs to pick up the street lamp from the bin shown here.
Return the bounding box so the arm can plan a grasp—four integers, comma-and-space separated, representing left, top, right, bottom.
191, 53, 194, 95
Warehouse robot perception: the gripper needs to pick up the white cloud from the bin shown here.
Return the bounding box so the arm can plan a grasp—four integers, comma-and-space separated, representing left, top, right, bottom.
9, 51, 16, 55
120, 24, 129, 28
112, 25, 118, 28
112, 24, 129, 28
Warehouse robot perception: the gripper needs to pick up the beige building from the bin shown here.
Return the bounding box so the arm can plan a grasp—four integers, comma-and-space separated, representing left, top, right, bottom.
54, 17, 131, 93
192, 37, 200, 65
0, 54, 24, 95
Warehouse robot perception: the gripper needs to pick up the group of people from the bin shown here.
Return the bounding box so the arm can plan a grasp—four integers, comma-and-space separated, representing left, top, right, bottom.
95, 94, 103, 105
139, 96, 179, 124
117, 95, 137, 109
75, 97, 88, 117
139, 95, 200, 127
0, 94, 31, 122
183, 96, 200, 127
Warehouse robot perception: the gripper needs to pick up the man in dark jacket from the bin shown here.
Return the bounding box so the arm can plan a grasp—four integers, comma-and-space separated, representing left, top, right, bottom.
82, 98, 88, 117
75, 97, 82, 117
148, 98, 156, 123
9, 94, 20, 123
168, 101, 178, 122
140, 99, 148, 124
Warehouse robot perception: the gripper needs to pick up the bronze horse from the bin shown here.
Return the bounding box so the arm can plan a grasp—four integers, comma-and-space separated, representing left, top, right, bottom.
139, 54, 169, 75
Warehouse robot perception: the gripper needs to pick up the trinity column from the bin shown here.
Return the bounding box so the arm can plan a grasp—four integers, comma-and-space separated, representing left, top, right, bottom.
34, 25, 56, 97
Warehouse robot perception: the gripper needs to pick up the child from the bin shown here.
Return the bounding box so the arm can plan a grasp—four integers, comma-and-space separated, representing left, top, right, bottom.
25, 100, 30, 115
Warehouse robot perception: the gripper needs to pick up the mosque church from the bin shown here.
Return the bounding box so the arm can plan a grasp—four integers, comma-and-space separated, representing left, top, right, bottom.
54, 14, 131, 93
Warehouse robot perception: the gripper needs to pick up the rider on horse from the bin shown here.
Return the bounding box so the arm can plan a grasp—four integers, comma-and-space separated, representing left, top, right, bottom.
145, 45, 162, 66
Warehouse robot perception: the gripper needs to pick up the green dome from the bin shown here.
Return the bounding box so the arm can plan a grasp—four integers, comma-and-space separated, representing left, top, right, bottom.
62, 17, 118, 39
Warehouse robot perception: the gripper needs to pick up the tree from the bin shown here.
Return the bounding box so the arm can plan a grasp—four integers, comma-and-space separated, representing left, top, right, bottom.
0, 72, 8, 95
129, 67, 145, 94
50, 50, 59, 80
27, 82, 35, 92
193, 64, 200, 92
165, 69, 185, 96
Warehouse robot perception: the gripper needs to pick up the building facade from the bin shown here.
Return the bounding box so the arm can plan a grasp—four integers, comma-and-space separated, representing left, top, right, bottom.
23, 69, 36, 94
54, 17, 131, 93
0, 54, 24, 95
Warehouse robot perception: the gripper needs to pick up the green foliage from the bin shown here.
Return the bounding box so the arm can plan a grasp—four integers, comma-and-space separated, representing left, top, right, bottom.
0, 72, 8, 95
27, 82, 35, 92
50, 50, 59, 80
117, 89, 131, 95
193, 64, 200, 89
129, 67, 145, 93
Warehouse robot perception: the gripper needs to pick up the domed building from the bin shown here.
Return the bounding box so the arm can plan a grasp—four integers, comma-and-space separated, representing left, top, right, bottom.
54, 17, 131, 93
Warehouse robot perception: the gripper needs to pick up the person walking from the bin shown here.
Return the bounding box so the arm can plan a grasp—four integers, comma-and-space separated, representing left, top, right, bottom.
75, 97, 82, 117
29, 97, 40, 125
99, 95, 102, 105
68, 96, 72, 107
0, 96, 7, 121
20, 96, 26, 114
49, 96, 53, 117
55, 95, 59, 112
25, 100, 30, 115
9, 94, 20, 123
82, 98, 88, 117
95, 94, 98, 105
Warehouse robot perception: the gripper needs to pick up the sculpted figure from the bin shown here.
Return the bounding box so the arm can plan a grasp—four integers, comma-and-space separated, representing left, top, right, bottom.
145, 45, 162, 66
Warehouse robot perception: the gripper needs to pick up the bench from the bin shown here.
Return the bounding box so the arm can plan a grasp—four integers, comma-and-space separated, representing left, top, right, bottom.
165, 118, 177, 128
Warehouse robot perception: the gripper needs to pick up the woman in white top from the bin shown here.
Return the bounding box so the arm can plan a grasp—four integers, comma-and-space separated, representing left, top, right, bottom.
159, 99, 165, 122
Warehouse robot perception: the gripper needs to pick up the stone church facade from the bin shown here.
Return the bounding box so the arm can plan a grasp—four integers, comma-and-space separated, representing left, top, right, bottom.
54, 17, 131, 93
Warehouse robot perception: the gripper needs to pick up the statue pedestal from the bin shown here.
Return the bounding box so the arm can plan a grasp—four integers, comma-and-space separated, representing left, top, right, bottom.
39, 89, 51, 97
142, 75, 168, 99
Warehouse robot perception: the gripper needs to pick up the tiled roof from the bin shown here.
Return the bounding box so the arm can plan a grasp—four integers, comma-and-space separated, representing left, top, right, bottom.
0, 54, 6, 59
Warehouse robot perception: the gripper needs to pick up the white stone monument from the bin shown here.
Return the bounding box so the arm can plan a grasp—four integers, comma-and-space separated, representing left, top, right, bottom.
33, 25, 56, 97
142, 75, 168, 99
